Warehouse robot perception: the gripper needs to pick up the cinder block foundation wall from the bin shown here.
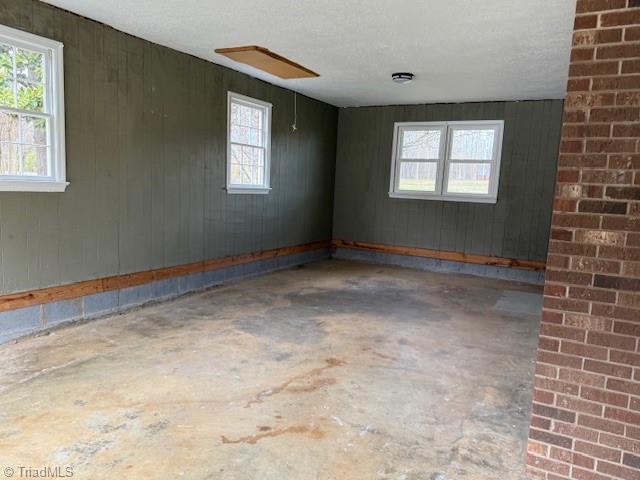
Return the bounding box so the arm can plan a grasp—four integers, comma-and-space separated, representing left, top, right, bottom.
527, 1, 640, 479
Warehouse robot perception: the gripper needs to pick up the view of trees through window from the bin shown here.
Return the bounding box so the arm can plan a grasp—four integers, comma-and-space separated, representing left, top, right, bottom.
397, 127, 495, 195
398, 129, 440, 191
229, 101, 266, 186
0, 42, 49, 177
447, 129, 494, 194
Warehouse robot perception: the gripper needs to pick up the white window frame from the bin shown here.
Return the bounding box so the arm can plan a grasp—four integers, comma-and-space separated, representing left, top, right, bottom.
389, 120, 504, 203
0, 24, 67, 192
226, 91, 272, 194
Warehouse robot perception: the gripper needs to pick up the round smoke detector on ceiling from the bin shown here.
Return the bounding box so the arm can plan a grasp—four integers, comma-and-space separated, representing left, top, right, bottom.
392, 72, 414, 84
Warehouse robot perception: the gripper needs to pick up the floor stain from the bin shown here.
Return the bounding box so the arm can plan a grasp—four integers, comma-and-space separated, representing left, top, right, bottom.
145, 420, 169, 435
245, 358, 345, 408
0, 260, 541, 480
221, 425, 324, 445
372, 351, 398, 361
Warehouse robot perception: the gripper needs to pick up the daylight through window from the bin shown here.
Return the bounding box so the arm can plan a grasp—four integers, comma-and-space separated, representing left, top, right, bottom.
227, 91, 272, 194
389, 121, 504, 203
0, 24, 66, 192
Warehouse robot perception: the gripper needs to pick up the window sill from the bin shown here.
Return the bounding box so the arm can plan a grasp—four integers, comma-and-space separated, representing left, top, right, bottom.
389, 192, 497, 204
0, 180, 69, 192
226, 186, 271, 195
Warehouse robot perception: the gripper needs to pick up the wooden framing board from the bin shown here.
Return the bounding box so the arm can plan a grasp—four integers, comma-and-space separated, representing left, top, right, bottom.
332, 240, 546, 271
0, 239, 545, 313
0, 240, 330, 313
214, 46, 319, 79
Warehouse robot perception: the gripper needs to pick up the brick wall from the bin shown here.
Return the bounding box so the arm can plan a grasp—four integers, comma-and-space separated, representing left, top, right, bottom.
526, 1, 640, 479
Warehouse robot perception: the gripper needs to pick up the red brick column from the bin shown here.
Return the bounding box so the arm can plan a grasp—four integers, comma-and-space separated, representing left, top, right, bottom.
526, 1, 640, 479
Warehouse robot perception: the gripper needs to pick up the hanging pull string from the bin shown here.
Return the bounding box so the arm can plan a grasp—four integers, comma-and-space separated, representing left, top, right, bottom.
291, 90, 298, 132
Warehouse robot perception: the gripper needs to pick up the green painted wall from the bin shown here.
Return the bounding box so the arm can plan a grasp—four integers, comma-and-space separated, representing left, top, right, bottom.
0, 2, 565, 296
333, 100, 563, 262
0, 0, 337, 294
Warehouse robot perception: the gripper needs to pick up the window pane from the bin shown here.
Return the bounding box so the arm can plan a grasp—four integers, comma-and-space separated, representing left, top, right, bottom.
21, 145, 48, 176
21, 116, 48, 145
230, 124, 263, 147
17, 82, 44, 112
230, 163, 264, 186
230, 143, 265, 186
250, 107, 262, 129
15, 48, 44, 84
0, 44, 13, 79
231, 144, 264, 166
241, 145, 264, 166
446, 162, 491, 194
398, 161, 438, 192
450, 129, 495, 160
252, 165, 264, 185
0, 111, 18, 142
232, 102, 262, 128
238, 104, 252, 126
0, 77, 14, 108
230, 143, 241, 165
228, 96, 270, 191
0, 142, 19, 175
401, 129, 441, 159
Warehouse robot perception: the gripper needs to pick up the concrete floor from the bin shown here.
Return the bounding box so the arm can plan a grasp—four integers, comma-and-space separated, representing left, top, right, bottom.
0, 260, 542, 480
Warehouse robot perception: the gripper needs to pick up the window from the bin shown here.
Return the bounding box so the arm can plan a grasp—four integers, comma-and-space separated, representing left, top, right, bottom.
0, 24, 66, 192
227, 91, 271, 194
389, 121, 504, 203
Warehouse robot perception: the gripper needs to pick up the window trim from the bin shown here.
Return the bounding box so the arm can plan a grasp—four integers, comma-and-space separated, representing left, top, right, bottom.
226, 91, 272, 195
389, 120, 504, 204
0, 24, 67, 192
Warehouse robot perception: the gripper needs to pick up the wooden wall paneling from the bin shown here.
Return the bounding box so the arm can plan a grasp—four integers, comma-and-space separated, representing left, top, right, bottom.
0, 1, 337, 296
333, 100, 563, 262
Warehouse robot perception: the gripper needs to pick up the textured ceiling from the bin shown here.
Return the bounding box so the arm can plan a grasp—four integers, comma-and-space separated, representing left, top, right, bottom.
42, 0, 576, 107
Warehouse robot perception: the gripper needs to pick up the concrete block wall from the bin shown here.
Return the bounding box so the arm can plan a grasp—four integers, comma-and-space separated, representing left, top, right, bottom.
333, 247, 546, 284
0, 249, 329, 344
526, 1, 640, 479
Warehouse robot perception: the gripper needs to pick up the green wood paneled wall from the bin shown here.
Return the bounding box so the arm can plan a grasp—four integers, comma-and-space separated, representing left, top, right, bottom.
0, 0, 337, 294
333, 100, 563, 262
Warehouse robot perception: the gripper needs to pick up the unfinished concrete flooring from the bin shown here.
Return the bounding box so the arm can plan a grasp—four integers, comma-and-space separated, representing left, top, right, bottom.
0, 260, 542, 479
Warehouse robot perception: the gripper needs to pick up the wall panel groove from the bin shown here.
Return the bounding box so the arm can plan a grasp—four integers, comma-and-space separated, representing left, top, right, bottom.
333, 100, 563, 262
0, 0, 337, 296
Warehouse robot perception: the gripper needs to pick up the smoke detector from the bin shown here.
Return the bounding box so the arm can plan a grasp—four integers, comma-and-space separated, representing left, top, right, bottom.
392, 72, 414, 84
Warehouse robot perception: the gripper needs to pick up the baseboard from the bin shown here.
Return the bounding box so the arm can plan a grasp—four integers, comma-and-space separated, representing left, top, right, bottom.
0, 238, 546, 344
0, 242, 330, 344
332, 240, 545, 285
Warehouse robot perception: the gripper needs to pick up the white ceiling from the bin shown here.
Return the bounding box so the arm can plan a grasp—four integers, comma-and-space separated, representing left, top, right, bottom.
42, 0, 576, 107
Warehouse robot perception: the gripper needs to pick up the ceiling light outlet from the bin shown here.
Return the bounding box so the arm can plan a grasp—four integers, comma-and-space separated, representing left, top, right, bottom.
392, 72, 414, 84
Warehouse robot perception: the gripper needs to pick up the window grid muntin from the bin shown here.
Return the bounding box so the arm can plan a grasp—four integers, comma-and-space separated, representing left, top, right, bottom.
390, 121, 503, 202
397, 160, 440, 192
229, 101, 267, 186
227, 92, 271, 192
393, 124, 447, 195
0, 37, 53, 180
442, 124, 500, 197
230, 143, 265, 186
448, 126, 496, 161
398, 126, 443, 161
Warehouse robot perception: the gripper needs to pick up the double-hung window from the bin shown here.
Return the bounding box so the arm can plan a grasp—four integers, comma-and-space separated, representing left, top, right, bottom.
389, 121, 504, 203
0, 24, 66, 192
227, 91, 271, 194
